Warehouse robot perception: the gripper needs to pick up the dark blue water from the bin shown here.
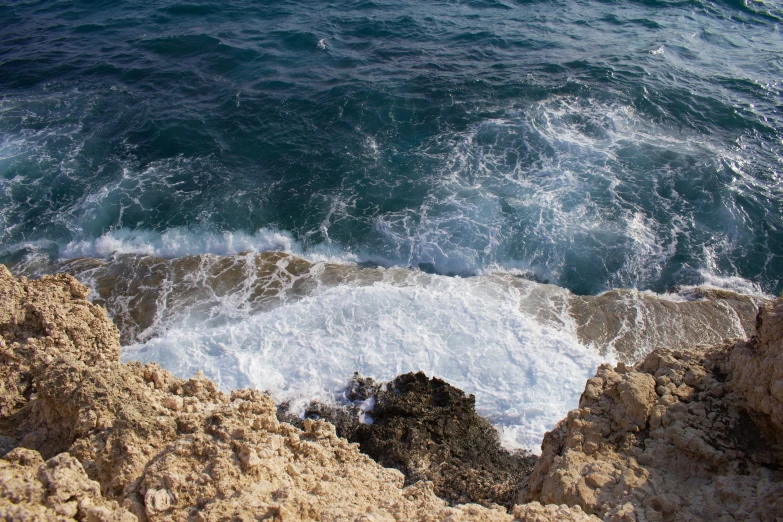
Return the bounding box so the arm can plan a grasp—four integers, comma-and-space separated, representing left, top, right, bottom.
1, 0, 782, 295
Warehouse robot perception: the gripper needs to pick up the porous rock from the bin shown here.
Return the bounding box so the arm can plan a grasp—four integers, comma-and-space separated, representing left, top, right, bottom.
524, 299, 783, 520
4, 263, 782, 522
281, 372, 537, 511
0, 265, 524, 520
0, 447, 135, 521
0, 265, 120, 425
513, 502, 600, 522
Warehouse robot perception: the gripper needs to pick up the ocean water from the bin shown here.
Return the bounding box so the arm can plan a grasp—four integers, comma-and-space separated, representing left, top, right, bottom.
1, 0, 781, 450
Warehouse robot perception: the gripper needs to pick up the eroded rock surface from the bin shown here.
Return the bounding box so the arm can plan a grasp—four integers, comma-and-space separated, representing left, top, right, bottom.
0, 265, 520, 521
512, 502, 600, 522
282, 372, 537, 510
3, 264, 782, 522
0, 266, 120, 426
0, 447, 135, 521
728, 301, 783, 446
525, 299, 783, 521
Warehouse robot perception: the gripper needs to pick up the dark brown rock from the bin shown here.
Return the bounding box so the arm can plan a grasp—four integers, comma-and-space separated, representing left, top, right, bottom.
355, 372, 537, 510
280, 372, 537, 511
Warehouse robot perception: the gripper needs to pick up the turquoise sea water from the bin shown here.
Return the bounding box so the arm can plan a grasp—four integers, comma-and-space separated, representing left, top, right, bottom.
1, 0, 781, 295
1, 0, 781, 449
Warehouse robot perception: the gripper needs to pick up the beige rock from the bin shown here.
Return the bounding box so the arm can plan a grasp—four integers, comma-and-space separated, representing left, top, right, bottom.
0, 266, 515, 521
4, 264, 783, 522
160, 396, 183, 412
513, 502, 601, 521
0, 265, 121, 424
144, 488, 173, 516
524, 299, 783, 520
0, 447, 135, 522
728, 300, 783, 446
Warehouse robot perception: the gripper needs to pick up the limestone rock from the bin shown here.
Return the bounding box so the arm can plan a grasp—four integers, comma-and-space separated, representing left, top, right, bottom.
0, 266, 515, 521
0, 447, 135, 521
513, 502, 601, 521
4, 263, 782, 522
728, 299, 783, 445
0, 265, 121, 423
524, 299, 783, 520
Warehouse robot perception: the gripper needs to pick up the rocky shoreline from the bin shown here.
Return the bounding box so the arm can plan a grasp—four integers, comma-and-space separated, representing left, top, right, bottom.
13, 252, 762, 361
1, 265, 782, 520
277, 372, 537, 510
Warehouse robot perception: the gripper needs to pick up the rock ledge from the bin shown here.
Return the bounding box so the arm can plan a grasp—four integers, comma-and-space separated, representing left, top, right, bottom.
525, 299, 783, 520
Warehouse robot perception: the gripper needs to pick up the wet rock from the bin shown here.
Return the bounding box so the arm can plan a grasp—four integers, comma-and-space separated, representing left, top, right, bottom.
17, 253, 762, 360
569, 287, 761, 361
281, 372, 537, 511
0, 437, 15, 457
355, 372, 537, 510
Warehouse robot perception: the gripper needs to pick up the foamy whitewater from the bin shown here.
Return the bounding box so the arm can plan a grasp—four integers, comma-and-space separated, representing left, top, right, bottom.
1, 0, 781, 451
121, 268, 608, 451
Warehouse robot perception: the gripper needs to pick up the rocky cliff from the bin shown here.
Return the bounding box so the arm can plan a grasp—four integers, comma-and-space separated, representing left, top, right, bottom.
525, 300, 783, 520
0, 266, 592, 521
1, 265, 781, 521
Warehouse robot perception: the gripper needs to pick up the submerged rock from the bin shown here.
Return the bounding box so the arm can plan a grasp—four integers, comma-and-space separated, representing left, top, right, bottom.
12, 253, 762, 359
569, 287, 761, 361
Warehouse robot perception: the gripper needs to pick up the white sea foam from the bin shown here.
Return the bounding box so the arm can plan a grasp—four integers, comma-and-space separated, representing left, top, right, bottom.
367, 94, 694, 286
618, 211, 681, 289
122, 271, 612, 452
61, 228, 298, 259
55, 226, 367, 265
50, 223, 773, 304
690, 270, 773, 300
